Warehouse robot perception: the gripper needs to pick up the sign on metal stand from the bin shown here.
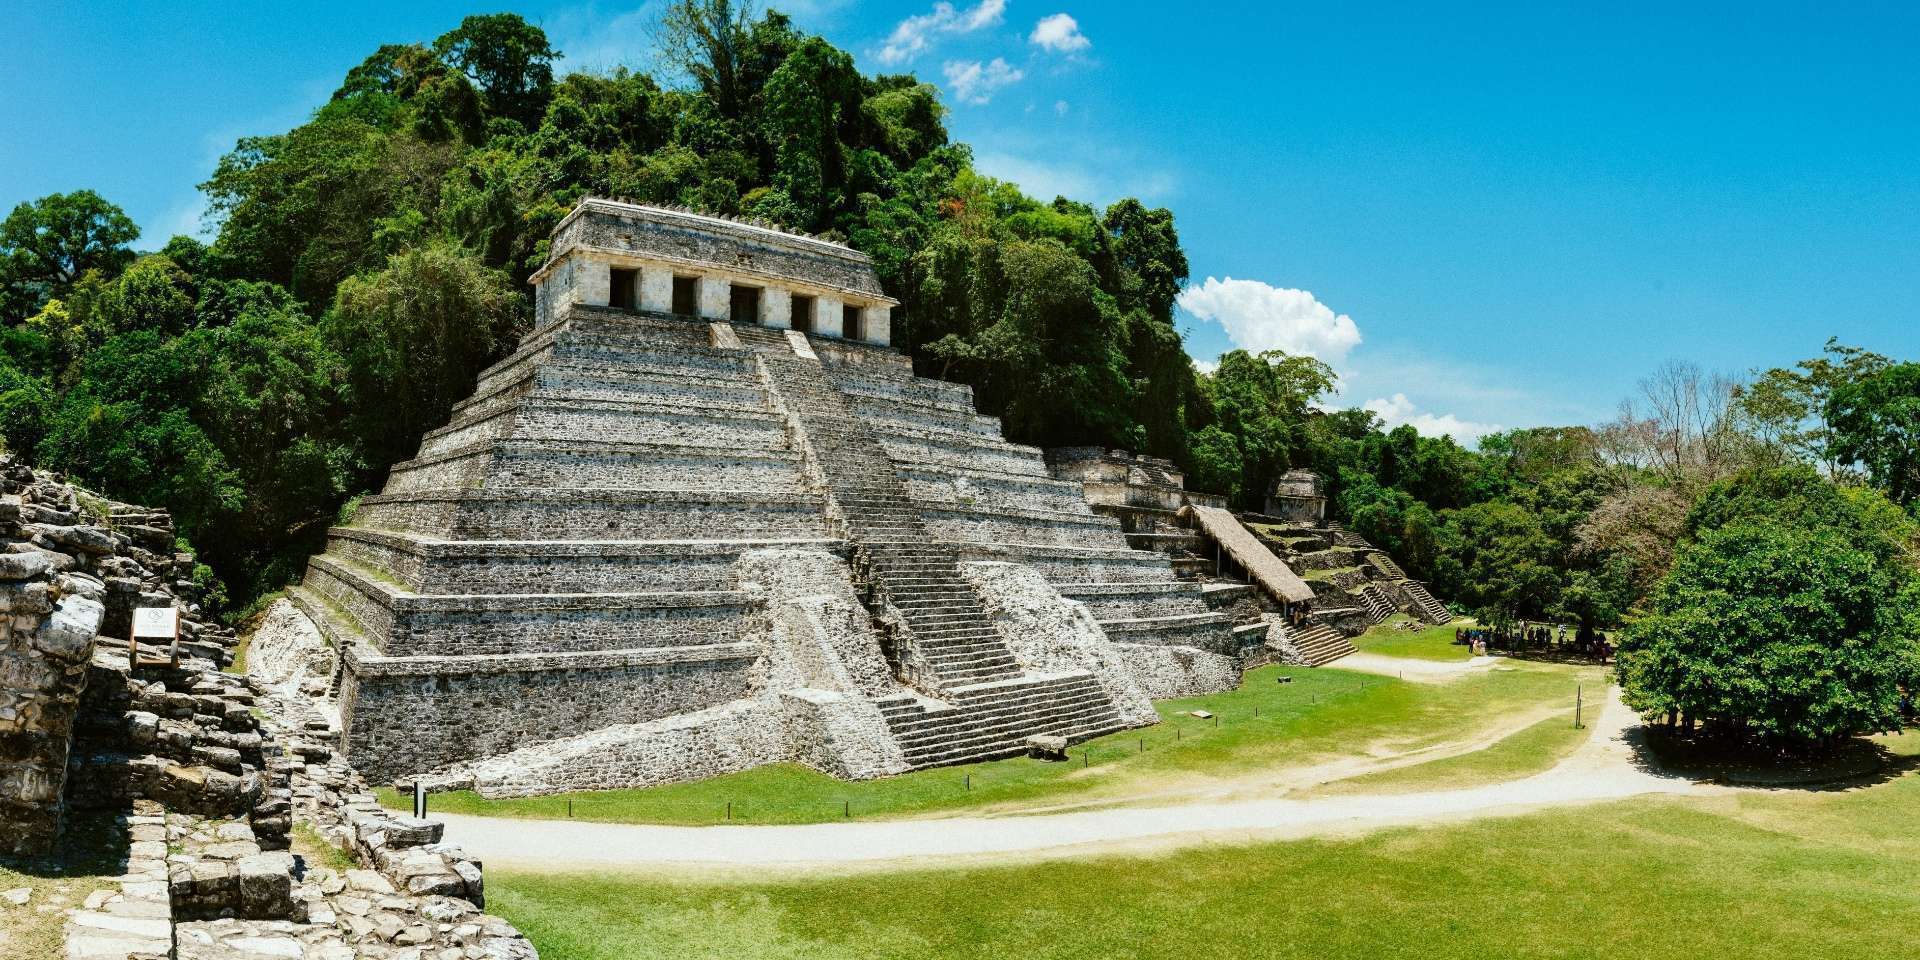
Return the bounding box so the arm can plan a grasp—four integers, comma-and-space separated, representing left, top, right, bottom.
131, 606, 181, 668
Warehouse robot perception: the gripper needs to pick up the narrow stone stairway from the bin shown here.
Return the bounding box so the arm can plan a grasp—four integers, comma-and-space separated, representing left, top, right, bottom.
1287, 622, 1358, 666
728, 325, 1130, 766
1400, 580, 1453, 624
743, 335, 1024, 690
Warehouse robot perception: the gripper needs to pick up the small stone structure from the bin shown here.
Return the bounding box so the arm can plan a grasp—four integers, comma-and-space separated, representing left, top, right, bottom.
532, 198, 897, 345
286, 199, 1245, 795
1266, 469, 1328, 523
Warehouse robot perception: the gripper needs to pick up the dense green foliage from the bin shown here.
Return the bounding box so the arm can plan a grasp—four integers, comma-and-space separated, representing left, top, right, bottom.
0, 9, 1208, 605
1616, 467, 1920, 749
0, 3, 1913, 684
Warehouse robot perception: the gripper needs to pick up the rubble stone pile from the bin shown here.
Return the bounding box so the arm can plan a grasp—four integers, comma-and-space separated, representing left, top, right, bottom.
0, 455, 536, 958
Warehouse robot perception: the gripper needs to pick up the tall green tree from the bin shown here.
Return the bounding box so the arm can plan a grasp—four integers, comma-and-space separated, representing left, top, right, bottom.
1, 190, 138, 323
1827, 362, 1920, 507
433, 14, 557, 129
1618, 520, 1919, 750
324, 244, 522, 473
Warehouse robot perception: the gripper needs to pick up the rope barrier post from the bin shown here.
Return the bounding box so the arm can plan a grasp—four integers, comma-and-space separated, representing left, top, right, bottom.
567, 798, 573, 819
1576, 684, 1583, 729
844, 800, 850, 819
727, 801, 732, 821
965, 773, 971, 792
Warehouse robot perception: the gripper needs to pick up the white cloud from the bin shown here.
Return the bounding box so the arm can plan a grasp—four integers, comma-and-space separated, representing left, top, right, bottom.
878, 0, 1007, 65
1192, 357, 1219, 376
1363, 393, 1502, 444
1177, 276, 1363, 363
943, 58, 1024, 105
1029, 13, 1091, 53
1053, 99, 1070, 116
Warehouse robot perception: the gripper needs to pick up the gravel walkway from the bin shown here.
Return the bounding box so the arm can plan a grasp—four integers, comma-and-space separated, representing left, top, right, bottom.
433, 687, 1703, 869
1334, 651, 1500, 680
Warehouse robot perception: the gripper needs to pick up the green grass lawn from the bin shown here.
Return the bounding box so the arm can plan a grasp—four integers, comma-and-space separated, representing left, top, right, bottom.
392, 660, 1602, 825
1352, 616, 1477, 661
1312, 711, 1588, 795
490, 774, 1920, 959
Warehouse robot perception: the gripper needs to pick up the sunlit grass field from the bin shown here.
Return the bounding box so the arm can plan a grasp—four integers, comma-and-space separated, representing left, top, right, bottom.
389, 655, 1601, 825
492, 772, 1920, 960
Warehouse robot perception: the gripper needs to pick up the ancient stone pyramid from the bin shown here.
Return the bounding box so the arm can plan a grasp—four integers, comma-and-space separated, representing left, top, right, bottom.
292, 199, 1241, 787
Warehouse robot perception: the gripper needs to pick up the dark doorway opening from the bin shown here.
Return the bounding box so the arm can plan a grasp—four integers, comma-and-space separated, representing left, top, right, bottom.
790, 294, 815, 333
731, 285, 761, 324
609, 267, 637, 310
671, 275, 698, 316
842, 304, 863, 341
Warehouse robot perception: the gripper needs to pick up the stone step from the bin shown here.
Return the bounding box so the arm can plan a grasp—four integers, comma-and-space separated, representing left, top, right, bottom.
891, 697, 1117, 747
895, 710, 1127, 766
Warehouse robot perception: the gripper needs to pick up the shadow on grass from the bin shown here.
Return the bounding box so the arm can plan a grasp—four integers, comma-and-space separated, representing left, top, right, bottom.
0, 807, 131, 879
1486, 648, 1616, 668
1623, 726, 1920, 792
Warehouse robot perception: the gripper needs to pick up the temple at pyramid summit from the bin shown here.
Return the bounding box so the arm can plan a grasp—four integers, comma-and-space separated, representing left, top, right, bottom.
286, 198, 1447, 795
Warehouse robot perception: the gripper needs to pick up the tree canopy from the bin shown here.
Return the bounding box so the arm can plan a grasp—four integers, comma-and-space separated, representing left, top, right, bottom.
0, 2, 1913, 691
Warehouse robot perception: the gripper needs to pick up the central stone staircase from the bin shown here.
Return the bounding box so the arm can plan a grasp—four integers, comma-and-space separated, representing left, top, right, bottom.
733, 326, 1128, 766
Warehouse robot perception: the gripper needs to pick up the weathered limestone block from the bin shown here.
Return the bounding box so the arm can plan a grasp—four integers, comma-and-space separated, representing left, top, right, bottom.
734, 548, 894, 697
639, 263, 673, 312
960, 561, 1159, 726
813, 295, 844, 337
780, 689, 909, 780
0, 582, 102, 855
1116, 643, 1239, 699
696, 274, 729, 320
864, 304, 892, 346
242, 599, 335, 699
761, 286, 792, 329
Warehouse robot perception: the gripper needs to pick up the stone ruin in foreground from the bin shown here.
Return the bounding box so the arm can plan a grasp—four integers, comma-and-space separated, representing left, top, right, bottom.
282, 199, 1444, 797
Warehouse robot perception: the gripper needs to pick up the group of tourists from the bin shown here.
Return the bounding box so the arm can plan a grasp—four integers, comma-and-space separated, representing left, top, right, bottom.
1455, 621, 1614, 663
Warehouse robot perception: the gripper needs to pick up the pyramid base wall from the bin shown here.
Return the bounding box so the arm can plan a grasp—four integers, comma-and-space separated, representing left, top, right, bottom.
339, 652, 759, 783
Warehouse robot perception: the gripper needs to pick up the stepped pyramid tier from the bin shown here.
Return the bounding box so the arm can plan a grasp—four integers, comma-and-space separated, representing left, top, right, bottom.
288, 199, 1238, 793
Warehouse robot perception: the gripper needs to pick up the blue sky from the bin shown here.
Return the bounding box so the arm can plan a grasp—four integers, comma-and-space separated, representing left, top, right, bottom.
5, 1, 1917, 441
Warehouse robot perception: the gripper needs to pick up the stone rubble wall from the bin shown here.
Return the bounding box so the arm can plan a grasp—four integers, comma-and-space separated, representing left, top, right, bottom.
958, 561, 1161, 727
432, 698, 790, 797
349, 488, 832, 541
1116, 643, 1241, 699
0, 456, 538, 958
0, 456, 217, 856
302, 554, 754, 657
321, 528, 844, 596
